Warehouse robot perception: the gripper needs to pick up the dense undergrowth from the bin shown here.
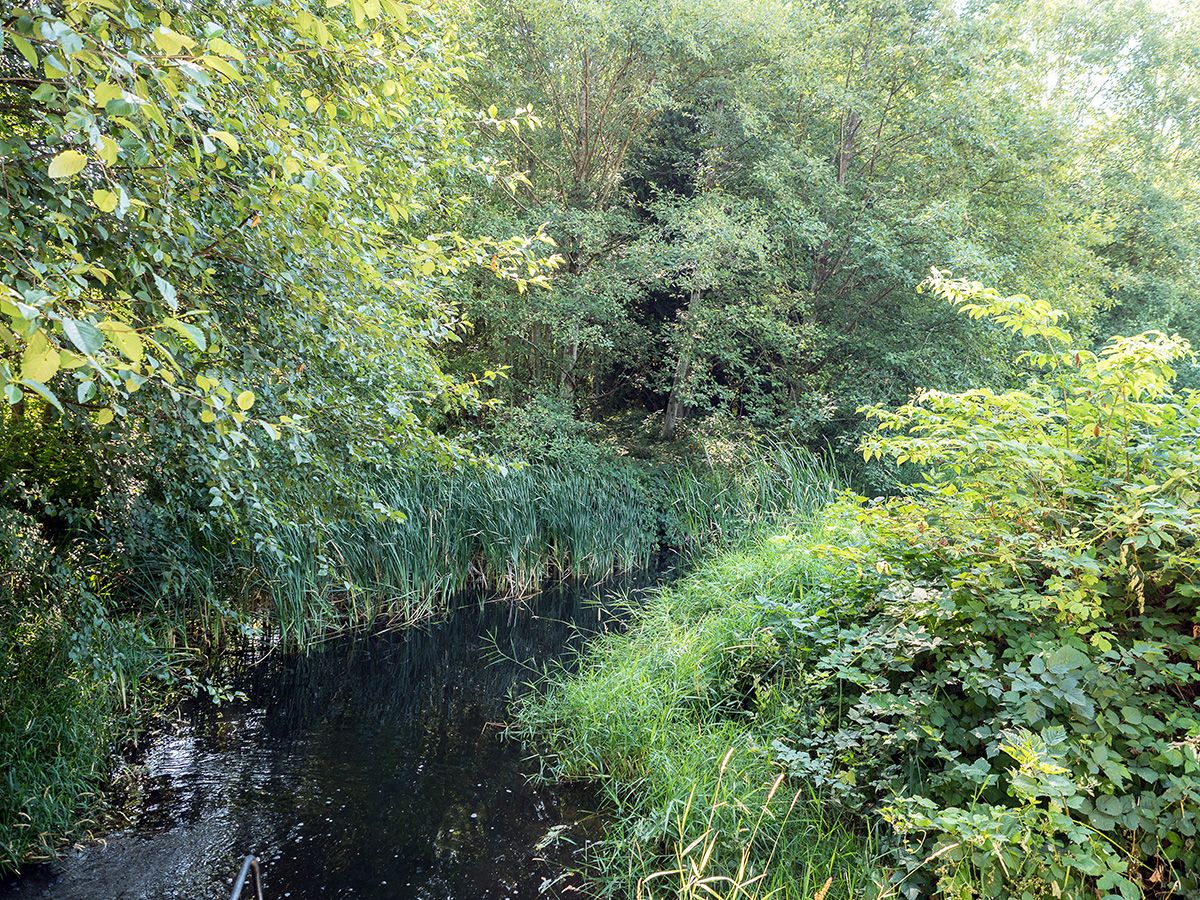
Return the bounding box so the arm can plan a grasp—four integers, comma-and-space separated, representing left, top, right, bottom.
515, 279, 1200, 900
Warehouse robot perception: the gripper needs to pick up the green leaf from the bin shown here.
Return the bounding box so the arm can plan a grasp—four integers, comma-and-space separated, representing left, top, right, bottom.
11, 33, 38, 68
236, 389, 255, 411
92, 189, 119, 213
153, 274, 178, 310
162, 317, 207, 351
19, 378, 63, 413
48, 149, 88, 180
62, 318, 105, 356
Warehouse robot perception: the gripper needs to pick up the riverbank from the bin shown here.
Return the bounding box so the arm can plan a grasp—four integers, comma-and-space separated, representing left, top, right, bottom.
511, 514, 888, 899
1, 583, 636, 898
513, 297, 1200, 900
0, 443, 838, 875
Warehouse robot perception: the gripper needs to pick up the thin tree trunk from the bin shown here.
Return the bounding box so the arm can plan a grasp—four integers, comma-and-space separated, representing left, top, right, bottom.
660, 281, 702, 440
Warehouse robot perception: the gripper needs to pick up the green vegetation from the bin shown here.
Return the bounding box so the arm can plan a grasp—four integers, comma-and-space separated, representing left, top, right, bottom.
0, 419, 828, 870
516, 281, 1200, 898
124, 438, 838, 646
460, 0, 1200, 453
513, 520, 886, 899
2, 0, 1199, 891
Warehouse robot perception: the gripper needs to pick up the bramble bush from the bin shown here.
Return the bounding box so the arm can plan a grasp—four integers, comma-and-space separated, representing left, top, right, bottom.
770, 271, 1200, 897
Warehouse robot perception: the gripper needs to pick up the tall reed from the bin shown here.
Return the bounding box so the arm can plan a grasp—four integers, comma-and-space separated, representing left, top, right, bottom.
122, 442, 840, 646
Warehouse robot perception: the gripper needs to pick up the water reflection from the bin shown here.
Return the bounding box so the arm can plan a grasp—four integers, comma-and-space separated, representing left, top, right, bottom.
1, 582, 636, 900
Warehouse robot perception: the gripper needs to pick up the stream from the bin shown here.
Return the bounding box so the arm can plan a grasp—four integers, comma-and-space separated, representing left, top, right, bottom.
0, 580, 642, 900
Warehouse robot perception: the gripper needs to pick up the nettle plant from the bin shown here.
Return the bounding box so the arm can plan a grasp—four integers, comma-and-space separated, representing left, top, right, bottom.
778, 270, 1200, 898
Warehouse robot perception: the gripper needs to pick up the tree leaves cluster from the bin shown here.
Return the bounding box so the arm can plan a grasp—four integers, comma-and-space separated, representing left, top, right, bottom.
461, 0, 1200, 452
1, 0, 560, 532
1, 0, 565, 867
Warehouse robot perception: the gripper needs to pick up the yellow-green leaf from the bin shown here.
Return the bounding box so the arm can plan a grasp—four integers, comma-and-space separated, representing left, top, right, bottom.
95, 408, 115, 426
59, 350, 87, 370
94, 82, 123, 106
98, 135, 120, 166
236, 390, 255, 411
48, 149, 88, 180
99, 319, 144, 363
208, 130, 239, 153
201, 56, 242, 82
44, 56, 68, 79
143, 101, 168, 130
21, 333, 60, 383
208, 37, 246, 62
93, 189, 119, 212
152, 26, 196, 55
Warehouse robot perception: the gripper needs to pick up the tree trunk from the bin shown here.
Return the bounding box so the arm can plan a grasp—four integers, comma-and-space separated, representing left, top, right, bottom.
560, 339, 580, 393
660, 282, 702, 440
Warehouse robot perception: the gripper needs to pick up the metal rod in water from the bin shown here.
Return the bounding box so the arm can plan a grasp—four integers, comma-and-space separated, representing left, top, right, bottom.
229, 854, 264, 900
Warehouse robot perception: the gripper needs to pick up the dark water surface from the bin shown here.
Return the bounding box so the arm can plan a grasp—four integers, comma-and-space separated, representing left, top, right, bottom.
1, 583, 636, 900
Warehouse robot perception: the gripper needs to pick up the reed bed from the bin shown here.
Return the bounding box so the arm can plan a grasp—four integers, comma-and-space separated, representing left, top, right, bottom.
124, 443, 840, 646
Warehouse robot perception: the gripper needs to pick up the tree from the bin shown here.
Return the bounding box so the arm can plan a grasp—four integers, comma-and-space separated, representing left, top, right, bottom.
458, 0, 788, 407
1, 0, 555, 525
462, 0, 1155, 446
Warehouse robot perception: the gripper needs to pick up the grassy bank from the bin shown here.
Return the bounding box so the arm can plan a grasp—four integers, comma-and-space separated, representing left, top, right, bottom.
0, 508, 180, 869
512, 516, 888, 899
515, 490, 1200, 898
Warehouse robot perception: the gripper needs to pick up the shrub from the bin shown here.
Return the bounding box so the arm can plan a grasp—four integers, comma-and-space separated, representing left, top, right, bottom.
518, 272, 1200, 899
770, 272, 1200, 898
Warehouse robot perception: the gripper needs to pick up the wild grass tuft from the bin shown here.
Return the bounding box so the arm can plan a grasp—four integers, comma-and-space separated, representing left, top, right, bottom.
512, 516, 886, 899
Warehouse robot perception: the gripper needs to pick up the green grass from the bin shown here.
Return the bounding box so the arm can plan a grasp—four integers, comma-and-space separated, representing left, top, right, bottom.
0, 511, 179, 872
0, 604, 115, 870
512, 518, 888, 899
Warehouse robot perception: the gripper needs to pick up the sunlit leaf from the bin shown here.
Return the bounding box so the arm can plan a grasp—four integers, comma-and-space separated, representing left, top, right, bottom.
48, 150, 88, 180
